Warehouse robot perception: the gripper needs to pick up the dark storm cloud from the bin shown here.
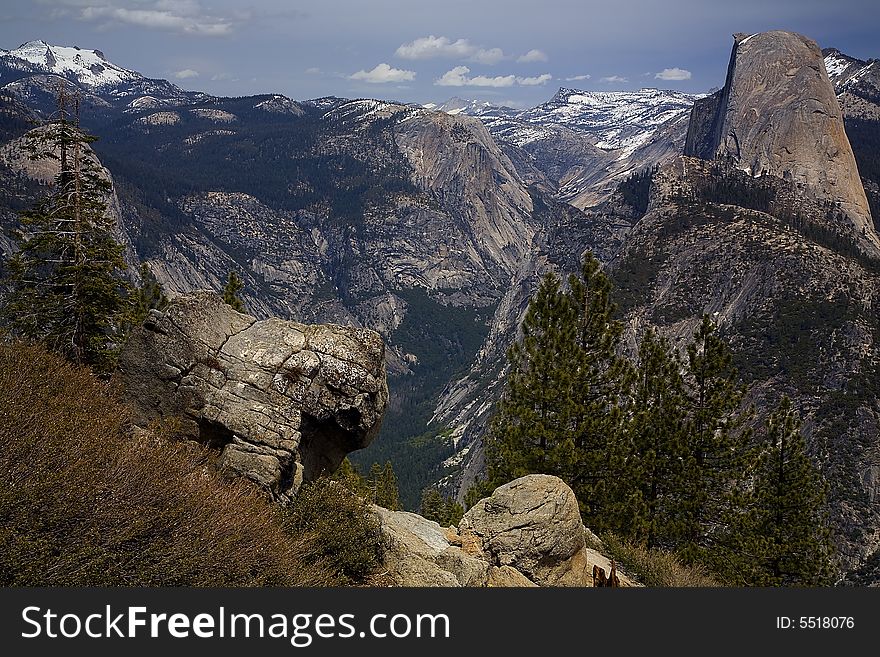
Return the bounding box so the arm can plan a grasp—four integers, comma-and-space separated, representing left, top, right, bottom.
2, 1, 879, 106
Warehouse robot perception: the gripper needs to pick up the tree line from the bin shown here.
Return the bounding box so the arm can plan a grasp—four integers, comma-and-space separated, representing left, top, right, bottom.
469, 253, 837, 586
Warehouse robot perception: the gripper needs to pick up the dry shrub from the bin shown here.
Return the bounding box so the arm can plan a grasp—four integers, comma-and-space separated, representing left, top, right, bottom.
0, 340, 337, 586
596, 533, 719, 588
281, 478, 382, 584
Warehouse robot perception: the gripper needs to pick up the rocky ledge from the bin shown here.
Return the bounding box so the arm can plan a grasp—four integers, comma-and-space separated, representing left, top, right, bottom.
375, 474, 635, 587
117, 292, 388, 500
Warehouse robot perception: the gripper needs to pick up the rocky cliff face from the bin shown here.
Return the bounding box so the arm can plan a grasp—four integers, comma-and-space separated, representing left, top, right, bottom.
117, 292, 388, 501
451, 87, 698, 210
685, 31, 877, 252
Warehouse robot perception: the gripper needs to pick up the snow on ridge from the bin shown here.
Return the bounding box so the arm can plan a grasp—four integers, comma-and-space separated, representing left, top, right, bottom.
3, 40, 141, 89
824, 52, 854, 80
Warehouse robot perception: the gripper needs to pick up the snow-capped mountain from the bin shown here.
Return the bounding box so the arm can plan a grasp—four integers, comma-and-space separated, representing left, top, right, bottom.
1, 40, 141, 89
0, 40, 207, 111
433, 87, 699, 208
823, 48, 879, 91
425, 96, 518, 118
438, 87, 699, 157
520, 87, 699, 155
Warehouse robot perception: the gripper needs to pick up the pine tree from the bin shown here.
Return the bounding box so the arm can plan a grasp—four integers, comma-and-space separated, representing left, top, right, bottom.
678, 315, 755, 565
739, 397, 837, 586
332, 457, 368, 497
2, 86, 131, 374
420, 487, 464, 527
132, 263, 167, 323
481, 271, 578, 492
222, 271, 246, 312
368, 461, 401, 511
618, 329, 690, 547
478, 253, 630, 531
565, 253, 632, 526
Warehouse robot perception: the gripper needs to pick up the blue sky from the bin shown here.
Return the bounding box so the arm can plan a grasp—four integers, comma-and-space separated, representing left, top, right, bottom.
1, 1, 878, 107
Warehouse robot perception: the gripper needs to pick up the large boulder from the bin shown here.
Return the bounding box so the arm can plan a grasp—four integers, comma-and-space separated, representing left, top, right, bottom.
459, 474, 590, 586
116, 292, 388, 500
374, 474, 635, 587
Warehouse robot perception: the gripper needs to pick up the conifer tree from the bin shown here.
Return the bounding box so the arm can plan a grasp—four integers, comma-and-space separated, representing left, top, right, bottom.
678, 315, 755, 564
368, 461, 401, 511
132, 263, 167, 323
481, 271, 577, 493
2, 87, 131, 374
478, 253, 630, 531
420, 487, 464, 527
739, 397, 837, 586
565, 253, 632, 525
223, 271, 246, 312
420, 487, 446, 522
332, 457, 368, 497
618, 329, 690, 547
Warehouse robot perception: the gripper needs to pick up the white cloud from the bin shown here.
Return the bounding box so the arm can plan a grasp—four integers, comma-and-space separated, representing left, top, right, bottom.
470, 47, 506, 65
349, 63, 416, 84
600, 75, 629, 83
435, 66, 471, 86
211, 72, 235, 81
304, 67, 322, 75
517, 49, 548, 63
435, 66, 514, 87
565, 74, 591, 81
435, 66, 551, 88
173, 68, 199, 79
77, 2, 234, 36
655, 67, 692, 80
517, 73, 553, 86
470, 74, 517, 87
395, 35, 475, 60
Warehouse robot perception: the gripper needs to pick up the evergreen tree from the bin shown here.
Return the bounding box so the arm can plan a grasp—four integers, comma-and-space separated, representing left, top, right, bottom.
481, 271, 577, 494
223, 271, 246, 312
678, 315, 755, 565
2, 88, 131, 374
565, 253, 632, 526
739, 397, 837, 586
478, 253, 630, 531
420, 487, 464, 527
618, 329, 690, 547
132, 263, 167, 323
368, 461, 401, 511
332, 457, 367, 497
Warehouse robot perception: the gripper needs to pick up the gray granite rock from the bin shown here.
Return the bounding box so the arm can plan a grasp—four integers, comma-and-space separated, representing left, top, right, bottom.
117, 291, 388, 500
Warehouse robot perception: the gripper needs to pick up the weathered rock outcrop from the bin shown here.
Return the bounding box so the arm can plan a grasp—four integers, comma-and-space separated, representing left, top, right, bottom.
685, 31, 877, 251
374, 474, 635, 587
117, 292, 388, 500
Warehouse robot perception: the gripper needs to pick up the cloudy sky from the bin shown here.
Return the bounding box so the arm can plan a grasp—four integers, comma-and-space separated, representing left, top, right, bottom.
1, 0, 878, 107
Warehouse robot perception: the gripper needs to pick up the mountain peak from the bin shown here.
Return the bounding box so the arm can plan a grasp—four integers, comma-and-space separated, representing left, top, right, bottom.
3, 40, 140, 89
685, 30, 877, 250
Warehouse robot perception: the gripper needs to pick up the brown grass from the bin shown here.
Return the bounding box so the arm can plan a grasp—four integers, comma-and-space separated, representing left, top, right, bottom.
592, 533, 720, 588
0, 339, 338, 586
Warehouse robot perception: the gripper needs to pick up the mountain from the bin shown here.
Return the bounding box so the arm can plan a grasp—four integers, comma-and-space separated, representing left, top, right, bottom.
4, 34, 880, 578
612, 31, 880, 572
0, 43, 609, 508
685, 32, 877, 253
439, 87, 699, 208
1, 40, 140, 88
435, 32, 880, 579
0, 40, 207, 111
822, 47, 880, 232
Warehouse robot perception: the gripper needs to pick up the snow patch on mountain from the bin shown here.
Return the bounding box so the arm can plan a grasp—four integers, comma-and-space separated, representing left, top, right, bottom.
3, 40, 141, 89
254, 95, 304, 115
439, 87, 699, 159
